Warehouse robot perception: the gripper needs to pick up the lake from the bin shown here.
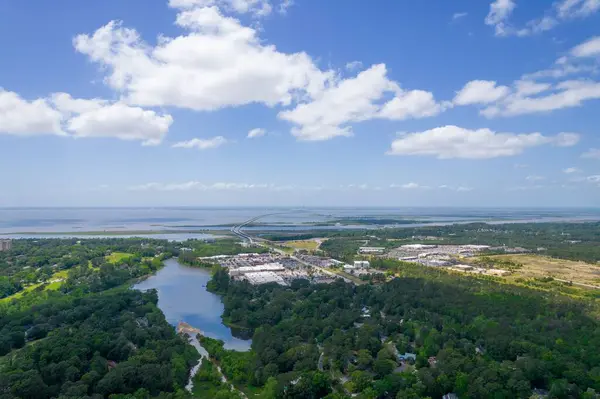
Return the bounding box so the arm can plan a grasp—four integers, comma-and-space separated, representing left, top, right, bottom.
134, 258, 251, 351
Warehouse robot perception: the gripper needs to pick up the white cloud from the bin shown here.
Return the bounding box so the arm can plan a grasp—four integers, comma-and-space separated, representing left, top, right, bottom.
390, 182, 430, 189
526, 175, 546, 181
586, 175, 600, 183
387, 125, 579, 159
168, 0, 273, 16
486, 0, 600, 37
508, 185, 546, 191
74, 8, 332, 113
172, 136, 228, 149
557, 0, 600, 18
129, 181, 272, 191
553, 132, 581, 147
128, 182, 364, 192
571, 36, 600, 58
514, 163, 529, 168
452, 12, 468, 20
439, 185, 474, 192
379, 90, 444, 120
345, 61, 363, 71
247, 128, 266, 138
0, 89, 64, 136
278, 0, 293, 14
66, 102, 172, 145
75, 5, 446, 142
453, 80, 509, 105
0, 90, 170, 145
482, 80, 600, 117
563, 167, 581, 173
514, 80, 552, 96
581, 148, 600, 159
485, 0, 516, 36
51, 92, 108, 114
279, 64, 443, 141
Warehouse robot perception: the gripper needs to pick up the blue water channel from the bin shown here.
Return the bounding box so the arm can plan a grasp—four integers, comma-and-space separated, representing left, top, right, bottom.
134, 258, 251, 351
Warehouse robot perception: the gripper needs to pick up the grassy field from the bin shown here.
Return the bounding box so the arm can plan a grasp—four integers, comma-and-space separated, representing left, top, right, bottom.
281, 239, 321, 251
0, 270, 70, 302
106, 252, 134, 264
483, 254, 600, 287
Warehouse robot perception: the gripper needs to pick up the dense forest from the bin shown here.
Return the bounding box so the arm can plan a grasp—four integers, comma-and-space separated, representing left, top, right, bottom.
0, 238, 200, 399
203, 262, 600, 399
0, 238, 179, 301
0, 290, 198, 398
2, 233, 600, 398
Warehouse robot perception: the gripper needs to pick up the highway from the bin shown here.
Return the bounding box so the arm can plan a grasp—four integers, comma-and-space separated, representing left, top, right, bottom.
230, 212, 285, 244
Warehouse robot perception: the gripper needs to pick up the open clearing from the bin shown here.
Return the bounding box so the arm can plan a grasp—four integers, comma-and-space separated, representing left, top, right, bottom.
484, 254, 600, 287
281, 240, 321, 251
0, 270, 70, 302
106, 252, 134, 264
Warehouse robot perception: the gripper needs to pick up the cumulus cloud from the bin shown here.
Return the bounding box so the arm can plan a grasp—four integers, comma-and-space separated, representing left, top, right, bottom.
74, 8, 332, 112
0, 89, 64, 136
581, 148, 600, 159
453, 80, 509, 105
73, 4, 447, 142
247, 128, 266, 138
66, 102, 172, 146
0, 90, 172, 145
172, 136, 228, 149
387, 125, 579, 159
279, 64, 444, 141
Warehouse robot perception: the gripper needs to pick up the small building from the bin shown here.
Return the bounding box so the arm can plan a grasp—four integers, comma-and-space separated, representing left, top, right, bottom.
400, 244, 437, 250
354, 260, 370, 269
359, 247, 385, 254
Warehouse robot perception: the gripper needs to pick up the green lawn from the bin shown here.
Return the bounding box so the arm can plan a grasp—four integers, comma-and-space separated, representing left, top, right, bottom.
106, 252, 134, 264
0, 269, 71, 302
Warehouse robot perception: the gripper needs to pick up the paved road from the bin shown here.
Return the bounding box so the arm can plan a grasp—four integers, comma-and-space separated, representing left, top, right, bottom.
230, 212, 288, 243
554, 278, 600, 290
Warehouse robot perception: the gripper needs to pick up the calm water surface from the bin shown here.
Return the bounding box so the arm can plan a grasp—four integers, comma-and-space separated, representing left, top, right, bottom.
134, 258, 251, 351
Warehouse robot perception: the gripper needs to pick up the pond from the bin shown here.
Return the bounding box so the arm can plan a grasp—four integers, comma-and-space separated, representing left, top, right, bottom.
134, 258, 251, 351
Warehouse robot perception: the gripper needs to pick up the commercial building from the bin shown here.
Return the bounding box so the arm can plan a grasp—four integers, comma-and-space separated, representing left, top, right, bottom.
0, 239, 12, 252
354, 260, 370, 269
359, 247, 385, 254
242, 271, 287, 285
229, 262, 285, 277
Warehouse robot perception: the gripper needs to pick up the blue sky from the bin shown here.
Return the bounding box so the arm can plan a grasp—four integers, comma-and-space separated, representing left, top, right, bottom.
1, 0, 599, 207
